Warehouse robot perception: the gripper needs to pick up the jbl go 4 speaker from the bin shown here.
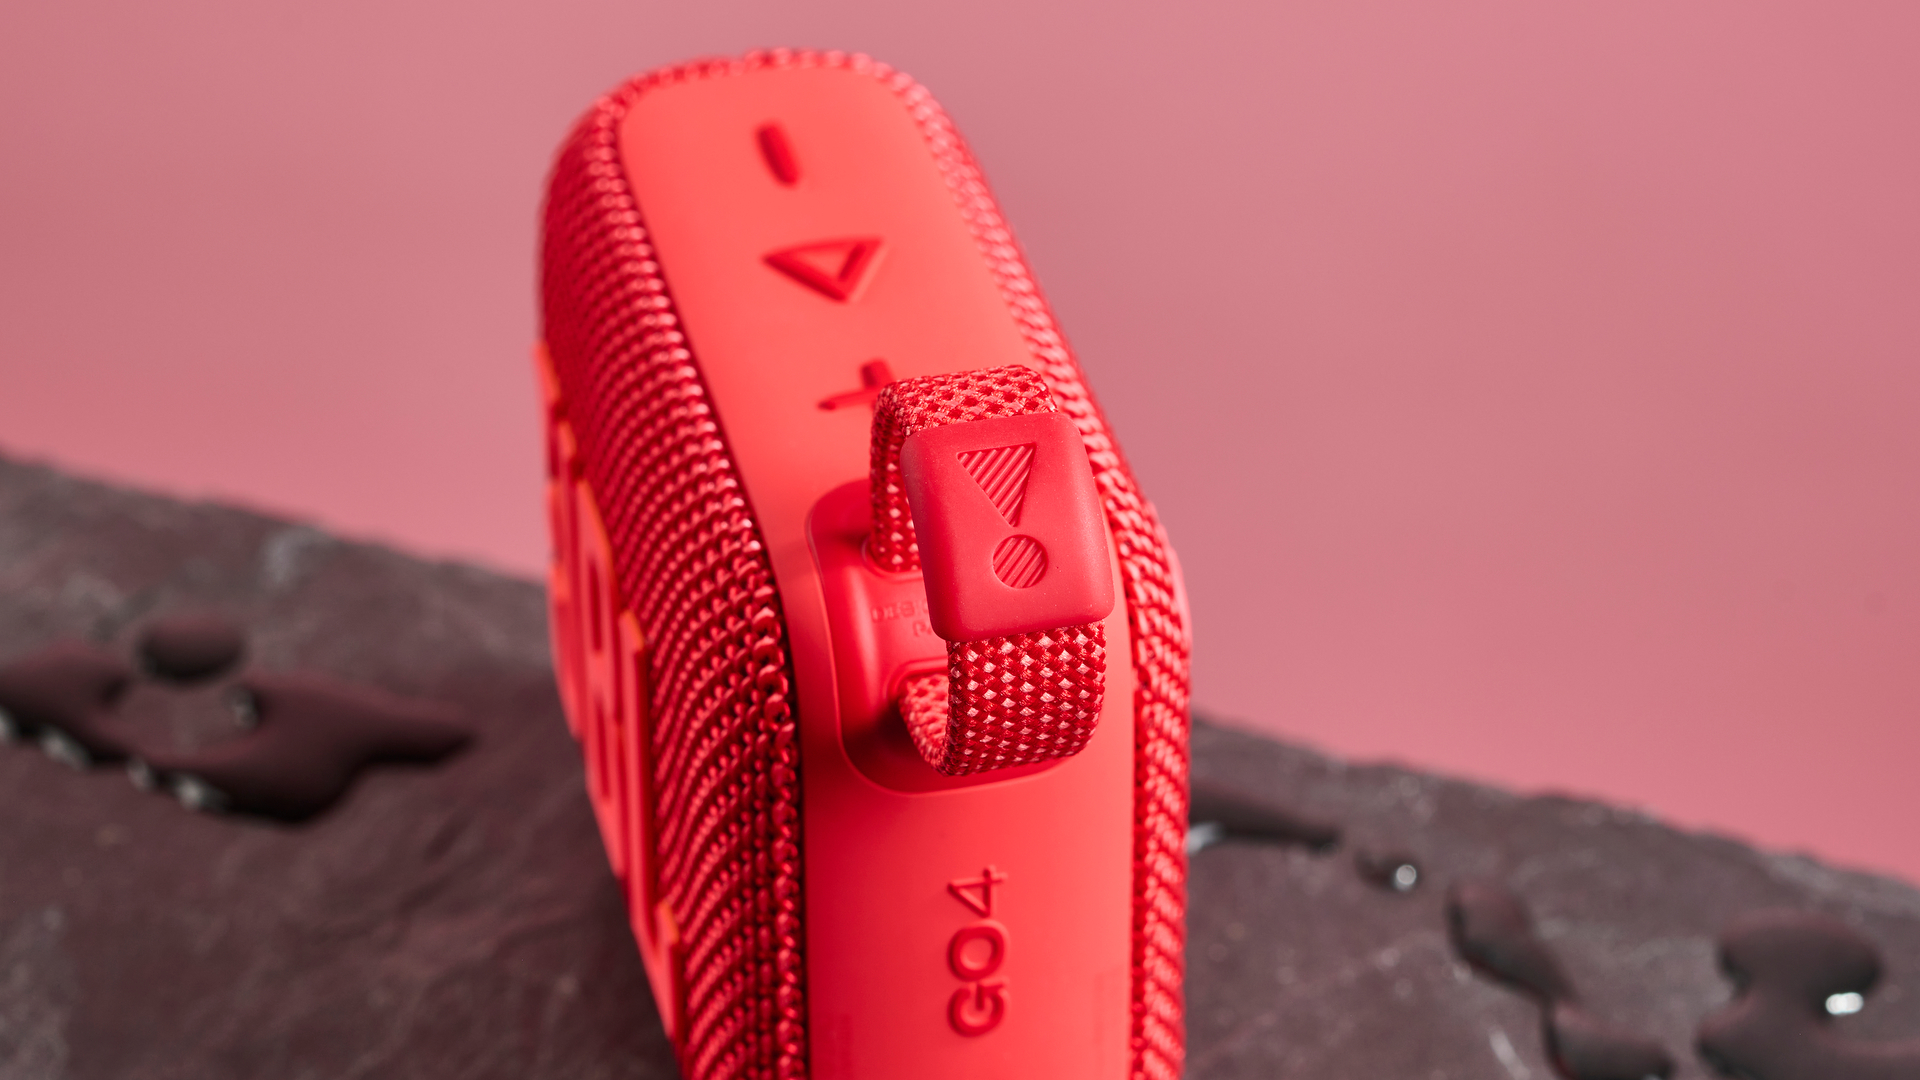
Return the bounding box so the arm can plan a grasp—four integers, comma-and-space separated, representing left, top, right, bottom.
536, 49, 1191, 1080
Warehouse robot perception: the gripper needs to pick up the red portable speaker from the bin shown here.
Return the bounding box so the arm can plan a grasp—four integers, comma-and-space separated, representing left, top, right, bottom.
536, 50, 1191, 1080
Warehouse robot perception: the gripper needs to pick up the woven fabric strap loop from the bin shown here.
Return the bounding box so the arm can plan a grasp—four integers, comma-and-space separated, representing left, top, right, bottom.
869, 365, 1107, 777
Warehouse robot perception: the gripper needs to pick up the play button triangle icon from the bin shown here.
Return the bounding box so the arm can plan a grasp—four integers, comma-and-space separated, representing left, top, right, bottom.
763, 238, 884, 302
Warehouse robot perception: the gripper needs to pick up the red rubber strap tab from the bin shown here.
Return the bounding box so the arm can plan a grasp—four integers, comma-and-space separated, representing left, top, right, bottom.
870, 365, 1112, 776
902, 411, 1115, 640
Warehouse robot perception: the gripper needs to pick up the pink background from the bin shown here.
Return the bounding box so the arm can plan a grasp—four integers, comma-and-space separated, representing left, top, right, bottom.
3, 3, 1917, 879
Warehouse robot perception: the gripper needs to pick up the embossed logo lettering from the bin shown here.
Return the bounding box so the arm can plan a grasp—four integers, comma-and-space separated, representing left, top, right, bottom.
947, 866, 1005, 917
946, 866, 1009, 1036
949, 980, 1007, 1037
948, 922, 1006, 980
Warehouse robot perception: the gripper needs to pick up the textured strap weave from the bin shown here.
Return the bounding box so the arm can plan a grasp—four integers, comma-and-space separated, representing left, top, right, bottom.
870, 366, 1106, 776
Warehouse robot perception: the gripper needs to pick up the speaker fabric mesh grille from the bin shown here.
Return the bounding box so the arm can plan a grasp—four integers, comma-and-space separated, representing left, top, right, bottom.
541, 63, 806, 1080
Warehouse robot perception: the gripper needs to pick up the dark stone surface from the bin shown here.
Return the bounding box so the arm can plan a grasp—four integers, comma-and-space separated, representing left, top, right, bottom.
128, 672, 473, 821
0, 455, 671, 1080
3, 451, 1918, 1079
1697, 910, 1920, 1079
135, 613, 246, 684
1439, 878, 1674, 1078
1186, 725, 1920, 1079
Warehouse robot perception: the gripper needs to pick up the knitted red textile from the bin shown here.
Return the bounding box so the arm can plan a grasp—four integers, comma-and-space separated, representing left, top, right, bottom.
871, 367, 1106, 777
899, 625, 1107, 775
541, 76, 805, 1080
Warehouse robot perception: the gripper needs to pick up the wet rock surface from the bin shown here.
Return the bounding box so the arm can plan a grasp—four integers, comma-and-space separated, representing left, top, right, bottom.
3, 452, 1918, 1079
0, 456, 667, 1080
1186, 725, 1920, 1080
1697, 910, 1920, 1079
134, 613, 246, 684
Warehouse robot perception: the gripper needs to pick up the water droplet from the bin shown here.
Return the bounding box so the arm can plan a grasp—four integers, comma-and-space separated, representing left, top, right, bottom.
226, 685, 259, 729
1827, 991, 1865, 1016
1355, 846, 1422, 892
171, 774, 229, 813
40, 730, 91, 770
1186, 821, 1225, 854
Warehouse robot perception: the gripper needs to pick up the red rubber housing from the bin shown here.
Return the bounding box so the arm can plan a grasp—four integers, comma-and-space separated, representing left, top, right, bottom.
538, 50, 1191, 1080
